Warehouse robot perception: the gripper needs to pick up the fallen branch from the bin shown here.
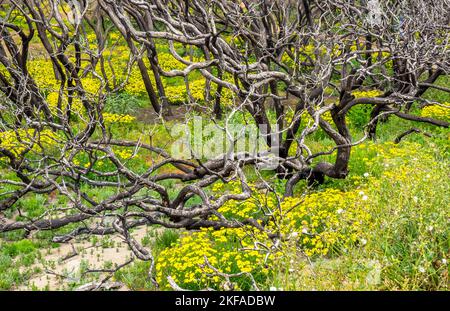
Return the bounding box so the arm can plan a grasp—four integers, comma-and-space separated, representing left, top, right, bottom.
394, 128, 433, 144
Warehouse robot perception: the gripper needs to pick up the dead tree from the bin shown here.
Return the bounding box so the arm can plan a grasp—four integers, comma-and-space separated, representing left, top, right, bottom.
0, 0, 448, 279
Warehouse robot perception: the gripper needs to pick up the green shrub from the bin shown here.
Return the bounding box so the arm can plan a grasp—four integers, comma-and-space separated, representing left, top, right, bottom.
105, 93, 144, 115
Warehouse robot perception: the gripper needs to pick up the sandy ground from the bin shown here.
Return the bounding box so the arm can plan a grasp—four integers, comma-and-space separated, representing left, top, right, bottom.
17, 227, 149, 291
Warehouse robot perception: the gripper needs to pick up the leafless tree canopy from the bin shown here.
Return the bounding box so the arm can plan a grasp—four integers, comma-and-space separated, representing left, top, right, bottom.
0, 0, 449, 271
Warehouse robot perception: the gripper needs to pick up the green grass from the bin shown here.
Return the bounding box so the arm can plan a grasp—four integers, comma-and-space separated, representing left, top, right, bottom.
0, 240, 42, 290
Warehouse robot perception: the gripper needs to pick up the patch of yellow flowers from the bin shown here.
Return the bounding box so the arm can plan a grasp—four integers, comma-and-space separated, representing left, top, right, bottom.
46, 92, 84, 116
163, 78, 235, 105
276, 189, 371, 257
351, 89, 384, 98
156, 226, 271, 290
155, 180, 372, 290
102, 113, 135, 124
284, 108, 335, 128
421, 104, 450, 120
0, 128, 59, 157
22, 52, 236, 108
115, 148, 134, 159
